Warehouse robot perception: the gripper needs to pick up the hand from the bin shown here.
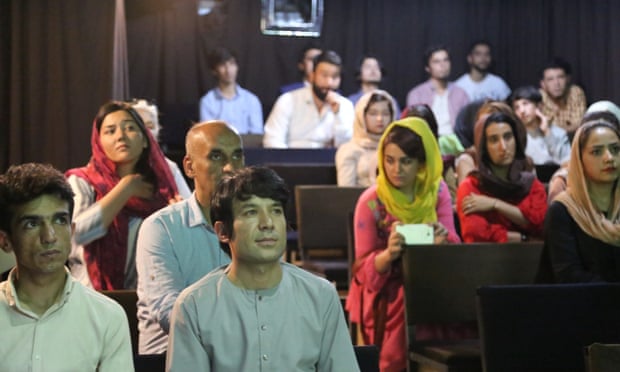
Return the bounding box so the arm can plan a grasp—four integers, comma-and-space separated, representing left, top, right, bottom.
119, 174, 154, 200
431, 222, 449, 244
168, 194, 184, 205
462, 193, 497, 215
535, 108, 550, 135
385, 221, 405, 262
325, 91, 341, 114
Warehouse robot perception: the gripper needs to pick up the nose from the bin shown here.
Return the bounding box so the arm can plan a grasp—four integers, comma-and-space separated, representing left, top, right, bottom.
258, 210, 274, 230
222, 160, 235, 173
498, 139, 507, 151
40, 221, 57, 245
603, 148, 615, 161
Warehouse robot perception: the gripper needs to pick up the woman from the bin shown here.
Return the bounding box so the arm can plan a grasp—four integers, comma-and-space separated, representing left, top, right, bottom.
66, 101, 178, 290
346, 117, 461, 372
336, 90, 397, 186
543, 119, 620, 282
456, 112, 547, 242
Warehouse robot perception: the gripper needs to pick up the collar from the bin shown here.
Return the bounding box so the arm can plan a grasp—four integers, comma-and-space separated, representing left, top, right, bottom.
5, 267, 74, 317
214, 85, 240, 100
187, 193, 213, 230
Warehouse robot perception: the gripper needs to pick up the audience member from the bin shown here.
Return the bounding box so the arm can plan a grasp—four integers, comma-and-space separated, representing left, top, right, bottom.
346, 118, 461, 371
543, 120, 620, 282
66, 101, 178, 290
263, 50, 354, 148
167, 166, 359, 371
335, 90, 397, 187
539, 57, 586, 136
348, 55, 397, 114
406, 45, 469, 155
453, 99, 487, 149
0, 163, 133, 371
510, 86, 571, 166
199, 47, 264, 134
132, 98, 192, 199
457, 112, 547, 242
455, 40, 511, 101
136, 121, 242, 354
279, 42, 322, 94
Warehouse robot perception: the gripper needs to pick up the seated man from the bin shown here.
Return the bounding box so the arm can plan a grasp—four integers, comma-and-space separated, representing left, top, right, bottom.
263, 50, 354, 148
0, 163, 133, 371
166, 166, 359, 371
279, 42, 322, 94
136, 121, 243, 354
455, 40, 511, 101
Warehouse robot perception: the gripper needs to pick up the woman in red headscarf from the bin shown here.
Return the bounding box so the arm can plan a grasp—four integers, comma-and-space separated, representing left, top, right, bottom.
66, 101, 179, 290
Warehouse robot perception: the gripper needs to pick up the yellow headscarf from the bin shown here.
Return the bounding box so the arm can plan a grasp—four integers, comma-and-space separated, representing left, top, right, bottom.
376, 117, 443, 223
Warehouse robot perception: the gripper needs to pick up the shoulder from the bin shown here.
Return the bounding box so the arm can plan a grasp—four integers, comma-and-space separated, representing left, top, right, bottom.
455, 74, 470, 85
282, 263, 338, 295
74, 282, 128, 321
238, 86, 261, 102
358, 185, 379, 202
569, 84, 585, 97
178, 266, 228, 303
142, 198, 189, 225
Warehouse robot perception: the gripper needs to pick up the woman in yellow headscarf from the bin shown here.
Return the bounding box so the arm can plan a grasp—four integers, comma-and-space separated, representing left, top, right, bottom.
345, 117, 462, 372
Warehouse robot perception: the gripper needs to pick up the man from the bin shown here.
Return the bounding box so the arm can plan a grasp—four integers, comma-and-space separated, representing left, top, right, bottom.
406, 45, 469, 154
263, 50, 354, 148
539, 57, 586, 136
279, 42, 322, 94
0, 163, 133, 371
136, 121, 243, 354
199, 47, 264, 134
166, 166, 359, 371
348, 54, 384, 104
455, 40, 511, 101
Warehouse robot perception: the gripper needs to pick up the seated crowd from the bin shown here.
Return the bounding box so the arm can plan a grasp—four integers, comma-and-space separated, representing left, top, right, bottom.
3, 40, 620, 372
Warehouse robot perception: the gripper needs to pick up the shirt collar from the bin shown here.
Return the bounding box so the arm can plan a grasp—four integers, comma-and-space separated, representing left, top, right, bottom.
5, 267, 74, 317
214, 85, 240, 100
187, 193, 213, 230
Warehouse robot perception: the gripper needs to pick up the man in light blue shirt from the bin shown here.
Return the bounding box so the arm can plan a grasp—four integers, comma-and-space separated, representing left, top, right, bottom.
199, 47, 264, 134
136, 121, 244, 354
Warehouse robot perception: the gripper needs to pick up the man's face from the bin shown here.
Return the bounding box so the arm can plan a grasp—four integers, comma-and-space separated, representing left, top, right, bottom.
426, 50, 451, 80
184, 125, 244, 204
360, 57, 382, 84
512, 98, 538, 126
214, 58, 238, 85
7, 194, 72, 277
311, 61, 341, 101
541, 68, 568, 99
300, 48, 322, 82
468, 44, 492, 73
227, 195, 287, 265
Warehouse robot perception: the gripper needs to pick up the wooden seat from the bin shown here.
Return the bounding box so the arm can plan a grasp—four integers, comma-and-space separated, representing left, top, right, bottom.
100, 289, 139, 355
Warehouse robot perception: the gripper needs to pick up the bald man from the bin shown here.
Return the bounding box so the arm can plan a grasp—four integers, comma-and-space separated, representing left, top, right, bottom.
136, 121, 244, 355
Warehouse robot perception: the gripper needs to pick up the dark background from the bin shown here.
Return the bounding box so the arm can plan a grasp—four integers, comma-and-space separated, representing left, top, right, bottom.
2, 0, 620, 172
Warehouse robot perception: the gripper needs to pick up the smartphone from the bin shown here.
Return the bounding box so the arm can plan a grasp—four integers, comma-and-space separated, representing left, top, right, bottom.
395, 224, 434, 245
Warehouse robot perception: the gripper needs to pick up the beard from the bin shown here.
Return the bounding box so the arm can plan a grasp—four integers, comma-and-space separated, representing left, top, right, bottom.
312, 84, 329, 102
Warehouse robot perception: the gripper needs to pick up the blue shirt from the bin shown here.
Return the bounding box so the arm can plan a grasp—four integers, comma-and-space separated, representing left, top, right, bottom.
199, 85, 264, 134
136, 193, 231, 355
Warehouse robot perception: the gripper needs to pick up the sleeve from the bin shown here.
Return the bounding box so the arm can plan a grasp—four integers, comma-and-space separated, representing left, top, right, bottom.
456, 177, 508, 243
499, 78, 512, 101
136, 216, 186, 334
68, 175, 107, 246
98, 305, 135, 372
317, 285, 361, 372
332, 97, 354, 147
517, 179, 548, 236
436, 180, 461, 243
263, 93, 293, 148
335, 144, 358, 186
248, 93, 264, 134
166, 294, 211, 372
544, 126, 571, 165
544, 201, 603, 283
352, 189, 391, 292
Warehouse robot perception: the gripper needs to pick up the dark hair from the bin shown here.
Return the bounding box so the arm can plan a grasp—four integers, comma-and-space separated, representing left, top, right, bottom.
510, 86, 542, 105
207, 46, 236, 71
403, 104, 439, 139
480, 112, 526, 165
210, 166, 290, 256
423, 44, 449, 67
467, 40, 492, 55
578, 120, 620, 153
312, 50, 342, 72
297, 41, 323, 64
364, 93, 394, 119
0, 163, 74, 234
540, 57, 572, 79
354, 54, 386, 80
382, 125, 426, 163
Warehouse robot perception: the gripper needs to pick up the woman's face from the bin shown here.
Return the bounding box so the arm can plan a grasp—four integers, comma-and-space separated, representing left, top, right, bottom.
99, 110, 147, 167
581, 126, 620, 185
485, 122, 515, 167
383, 143, 420, 191
365, 100, 392, 135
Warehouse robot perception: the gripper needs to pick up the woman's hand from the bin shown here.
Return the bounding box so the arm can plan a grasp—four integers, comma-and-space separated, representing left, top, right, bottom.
385, 221, 405, 262
119, 174, 154, 200
462, 193, 497, 215
168, 194, 184, 205
431, 222, 449, 244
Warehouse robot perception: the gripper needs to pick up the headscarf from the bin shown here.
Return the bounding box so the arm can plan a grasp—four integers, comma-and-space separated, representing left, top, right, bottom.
555, 121, 620, 246
585, 100, 620, 124
376, 117, 442, 223
473, 111, 535, 202
66, 106, 178, 289
352, 90, 398, 149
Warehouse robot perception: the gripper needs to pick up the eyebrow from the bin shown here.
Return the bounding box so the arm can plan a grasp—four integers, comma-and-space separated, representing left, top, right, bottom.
16, 211, 70, 224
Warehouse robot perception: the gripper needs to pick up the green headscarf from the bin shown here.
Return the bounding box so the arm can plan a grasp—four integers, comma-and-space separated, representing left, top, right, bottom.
376, 117, 443, 223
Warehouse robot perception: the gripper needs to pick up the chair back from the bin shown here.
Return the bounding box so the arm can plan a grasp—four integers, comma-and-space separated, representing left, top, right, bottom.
101, 289, 139, 355
354, 345, 380, 372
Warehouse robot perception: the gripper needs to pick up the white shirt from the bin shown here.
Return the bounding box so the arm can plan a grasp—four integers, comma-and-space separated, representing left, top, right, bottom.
455, 73, 512, 101
432, 92, 453, 136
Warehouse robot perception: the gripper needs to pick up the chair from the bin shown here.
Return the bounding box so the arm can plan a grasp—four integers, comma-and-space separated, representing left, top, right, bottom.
401, 242, 544, 372
240, 133, 263, 148
354, 345, 380, 372
243, 148, 337, 166
477, 283, 620, 372
100, 289, 139, 355
295, 185, 364, 289
134, 353, 165, 372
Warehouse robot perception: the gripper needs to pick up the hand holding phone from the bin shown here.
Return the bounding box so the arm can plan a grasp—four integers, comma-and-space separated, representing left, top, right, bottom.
395, 224, 434, 245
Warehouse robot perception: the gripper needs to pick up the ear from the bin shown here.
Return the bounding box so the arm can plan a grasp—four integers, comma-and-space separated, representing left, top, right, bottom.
539, 79, 545, 90
467, 54, 473, 65
425, 65, 430, 75
214, 221, 230, 243
183, 155, 195, 179
0, 230, 13, 254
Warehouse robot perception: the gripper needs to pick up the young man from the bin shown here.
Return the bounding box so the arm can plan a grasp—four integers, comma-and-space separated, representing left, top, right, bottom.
199, 47, 264, 134
539, 57, 586, 136
166, 166, 359, 371
263, 50, 355, 148
0, 163, 133, 371
136, 121, 244, 354
279, 42, 322, 94
511, 86, 571, 166
348, 55, 384, 104
455, 40, 511, 101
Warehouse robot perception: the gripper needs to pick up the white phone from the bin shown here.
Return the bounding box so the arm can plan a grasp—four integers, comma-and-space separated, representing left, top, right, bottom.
395, 224, 434, 245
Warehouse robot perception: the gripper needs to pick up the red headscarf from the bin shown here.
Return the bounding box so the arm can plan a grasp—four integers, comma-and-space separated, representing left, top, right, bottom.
66, 106, 177, 289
